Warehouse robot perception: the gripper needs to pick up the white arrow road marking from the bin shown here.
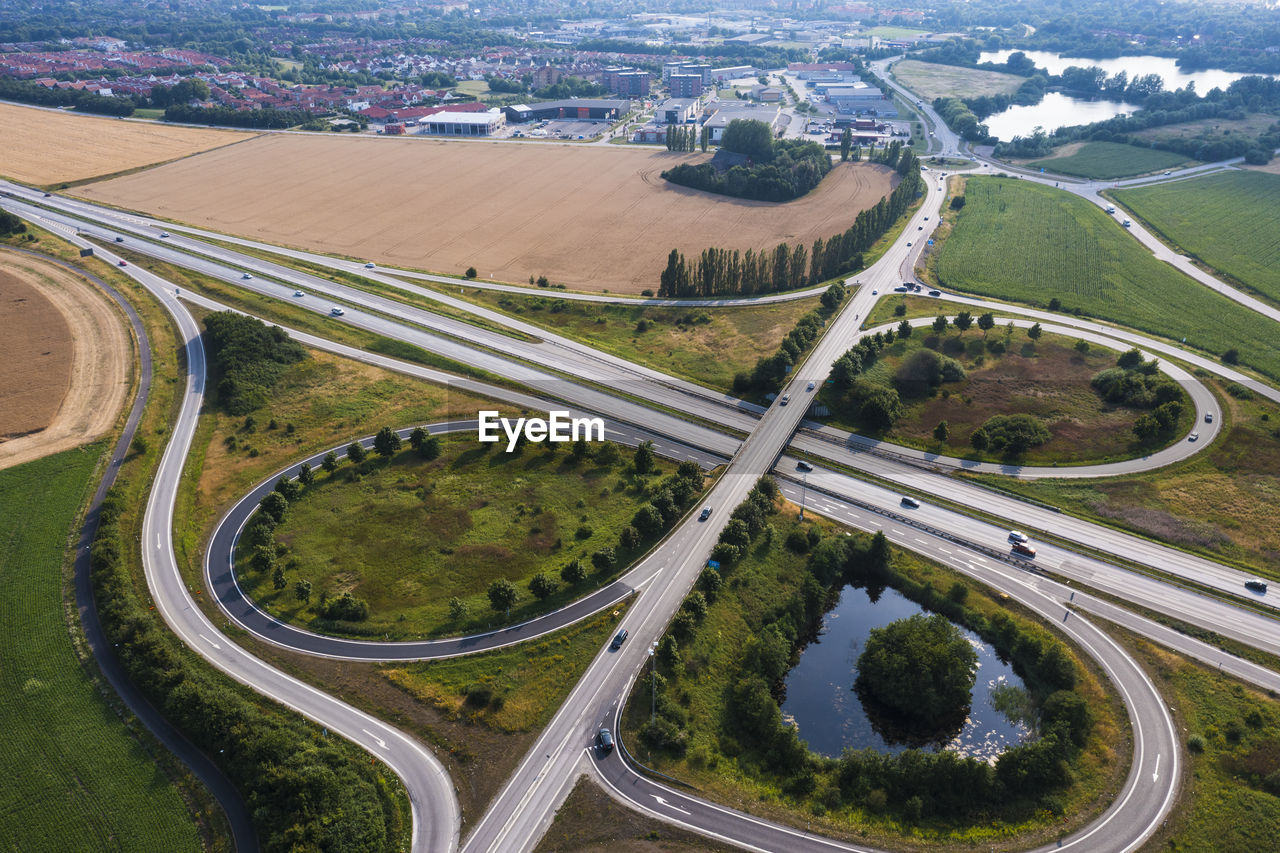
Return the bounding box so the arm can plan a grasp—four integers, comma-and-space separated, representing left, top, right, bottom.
1153, 753, 1160, 783
198, 634, 221, 650
651, 795, 690, 815
362, 729, 388, 750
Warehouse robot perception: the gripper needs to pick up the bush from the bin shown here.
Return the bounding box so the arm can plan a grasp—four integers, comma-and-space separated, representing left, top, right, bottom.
321, 592, 370, 622
974, 413, 1051, 455
203, 313, 305, 415
1188, 734, 1206, 754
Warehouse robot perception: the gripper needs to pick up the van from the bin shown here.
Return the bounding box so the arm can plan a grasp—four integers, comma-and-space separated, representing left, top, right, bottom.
1246, 580, 1268, 593
900, 496, 920, 509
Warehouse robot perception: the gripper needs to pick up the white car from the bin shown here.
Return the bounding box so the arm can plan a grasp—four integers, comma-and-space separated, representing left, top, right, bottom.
1008, 530, 1029, 544
780, 394, 790, 406
293, 289, 305, 297
159, 231, 170, 238
242, 273, 253, 280
1188, 432, 1199, 442
364, 261, 376, 269
330, 306, 345, 316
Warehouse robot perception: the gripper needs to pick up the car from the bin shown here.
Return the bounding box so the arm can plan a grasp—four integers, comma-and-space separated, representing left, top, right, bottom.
330, 306, 345, 316
1012, 541, 1037, 557
907, 242, 912, 247
42, 192, 51, 197
893, 285, 908, 292
117, 260, 127, 266
1246, 580, 1268, 593
1008, 530, 1029, 543
871, 289, 878, 295
923, 216, 929, 221
114, 236, 124, 242
159, 231, 170, 238
806, 381, 815, 392
699, 506, 712, 521
780, 394, 790, 406
294, 289, 305, 297
242, 273, 253, 280
1204, 412, 1213, 423
610, 629, 629, 650
364, 261, 376, 269
1122, 219, 1132, 228
797, 461, 813, 472
900, 496, 920, 509
1188, 432, 1199, 442
918, 225, 923, 230
1163, 170, 1172, 176
928, 290, 941, 297
597, 727, 614, 753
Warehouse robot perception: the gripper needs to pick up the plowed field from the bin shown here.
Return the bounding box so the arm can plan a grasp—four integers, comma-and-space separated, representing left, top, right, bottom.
75, 134, 897, 292
0, 101, 250, 185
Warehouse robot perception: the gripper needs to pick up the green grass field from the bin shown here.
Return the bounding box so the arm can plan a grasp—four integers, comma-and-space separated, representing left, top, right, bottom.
893, 59, 1024, 102
1026, 142, 1190, 180
0, 448, 201, 852
241, 437, 681, 638
818, 328, 1189, 466
935, 176, 1280, 382
452, 289, 821, 392
1113, 170, 1280, 306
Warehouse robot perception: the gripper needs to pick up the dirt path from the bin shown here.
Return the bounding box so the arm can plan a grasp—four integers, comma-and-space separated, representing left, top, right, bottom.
0, 249, 132, 470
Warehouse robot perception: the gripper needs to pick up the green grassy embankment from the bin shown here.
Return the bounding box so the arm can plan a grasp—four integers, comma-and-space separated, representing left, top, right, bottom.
0, 447, 203, 852
1026, 142, 1190, 180
934, 176, 1280, 382
1113, 170, 1280, 306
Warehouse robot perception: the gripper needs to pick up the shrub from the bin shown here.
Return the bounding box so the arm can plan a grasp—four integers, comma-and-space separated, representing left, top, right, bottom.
465, 266, 477, 279
321, 592, 369, 622
1188, 734, 1206, 754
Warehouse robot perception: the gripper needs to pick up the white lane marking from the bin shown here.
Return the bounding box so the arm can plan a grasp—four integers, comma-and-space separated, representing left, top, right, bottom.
652, 795, 691, 815
156, 533, 161, 550
362, 729, 388, 750
1153, 753, 1160, 783
198, 634, 221, 650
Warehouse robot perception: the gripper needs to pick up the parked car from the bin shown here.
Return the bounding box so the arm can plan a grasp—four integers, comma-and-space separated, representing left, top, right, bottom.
901, 496, 920, 509
597, 727, 614, 753
610, 629, 629, 650
1012, 541, 1037, 557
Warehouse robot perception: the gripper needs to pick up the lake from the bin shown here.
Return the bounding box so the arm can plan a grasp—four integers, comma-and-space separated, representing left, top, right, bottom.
780, 584, 1034, 760
983, 91, 1142, 141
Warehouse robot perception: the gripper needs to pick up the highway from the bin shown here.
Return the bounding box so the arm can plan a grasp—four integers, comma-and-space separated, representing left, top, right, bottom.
6, 80, 1279, 853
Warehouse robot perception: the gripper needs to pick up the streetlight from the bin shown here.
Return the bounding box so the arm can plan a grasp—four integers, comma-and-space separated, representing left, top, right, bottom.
800, 471, 808, 520
649, 642, 658, 723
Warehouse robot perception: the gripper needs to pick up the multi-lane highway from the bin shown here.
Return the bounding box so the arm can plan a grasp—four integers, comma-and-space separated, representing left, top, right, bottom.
6, 82, 1280, 853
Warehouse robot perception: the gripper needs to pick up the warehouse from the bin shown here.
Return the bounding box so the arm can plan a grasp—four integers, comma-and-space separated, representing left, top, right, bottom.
508, 99, 631, 122
419, 109, 506, 137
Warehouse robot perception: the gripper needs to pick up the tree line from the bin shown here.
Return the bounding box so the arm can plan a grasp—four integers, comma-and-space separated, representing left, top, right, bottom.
658, 145, 922, 297
733, 284, 845, 394
0, 76, 135, 116
164, 102, 314, 129
662, 128, 833, 202
203, 312, 307, 415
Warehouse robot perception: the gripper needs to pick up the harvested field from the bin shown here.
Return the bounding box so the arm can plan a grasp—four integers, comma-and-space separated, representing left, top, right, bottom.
0, 250, 131, 470
893, 59, 1024, 101
0, 101, 250, 186
74, 134, 898, 293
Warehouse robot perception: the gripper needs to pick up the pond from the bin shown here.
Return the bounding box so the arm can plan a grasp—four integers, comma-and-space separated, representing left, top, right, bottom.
973, 51, 1276, 140
781, 584, 1034, 760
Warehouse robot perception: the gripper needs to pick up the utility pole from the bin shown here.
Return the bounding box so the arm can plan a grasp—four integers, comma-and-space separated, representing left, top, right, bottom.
649, 643, 658, 723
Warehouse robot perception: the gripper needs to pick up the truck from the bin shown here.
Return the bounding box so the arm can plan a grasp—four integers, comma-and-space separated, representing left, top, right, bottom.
1105, 205, 1115, 214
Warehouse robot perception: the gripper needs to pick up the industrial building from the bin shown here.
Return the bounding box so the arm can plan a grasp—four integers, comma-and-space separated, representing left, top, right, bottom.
825, 82, 898, 117
502, 99, 630, 122
419, 109, 506, 136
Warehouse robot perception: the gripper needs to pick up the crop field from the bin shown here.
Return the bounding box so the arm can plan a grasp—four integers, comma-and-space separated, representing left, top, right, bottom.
0, 447, 201, 852
0, 101, 250, 186
1113, 170, 1280, 305
0, 248, 132, 471
239, 436, 677, 639
935, 177, 1280, 382
1130, 112, 1278, 146
893, 59, 1024, 101
73, 133, 897, 293
1027, 141, 1191, 180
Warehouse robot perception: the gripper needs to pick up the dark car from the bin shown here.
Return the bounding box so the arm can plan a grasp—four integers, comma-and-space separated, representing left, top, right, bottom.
928, 290, 941, 297
797, 461, 813, 472
699, 506, 712, 521
114, 236, 124, 242
900, 496, 920, 509
597, 727, 614, 753
1246, 580, 1268, 593
610, 629, 628, 650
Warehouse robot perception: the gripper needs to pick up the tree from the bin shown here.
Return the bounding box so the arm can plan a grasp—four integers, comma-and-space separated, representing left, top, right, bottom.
1027, 322, 1042, 342
898, 319, 912, 339
1222, 348, 1240, 365
528, 573, 559, 600
932, 315, 949, 334
409, 427, 428, 450
346, 441, 367, 464
700, 124, 710, 152
297, 462, 315, 486
633, 440, 656, 475
465, 266, 477, 279
933, 420, 950, 442
1074, 339, 1090, 354
487, 578, 518, 614
561, 559, 587, 585
373, 426, 401, 458
855, 613, 978, 725
571, 437, 589, 461
322, 451, 339, 473
448, 596, 469, 621
954, 311, 973, 334
295, 580, 312, 602
419, 436, 441, 460
977, 313, 995, 337
591, 548, 617, 572
840, 127, 852, 161
259, 491, 289, 524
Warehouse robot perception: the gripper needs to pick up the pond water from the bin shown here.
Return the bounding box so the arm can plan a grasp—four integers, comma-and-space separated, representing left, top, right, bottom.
982, 91, 1142, 141
973, 51, 1275, 140
780, 584, 1034, 760
977, 50, 1270, 94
